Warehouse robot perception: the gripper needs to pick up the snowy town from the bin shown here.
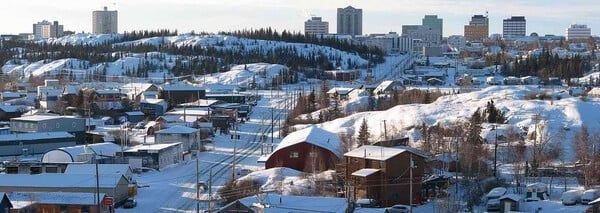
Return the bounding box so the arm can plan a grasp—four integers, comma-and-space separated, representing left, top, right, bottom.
1, 1, 600, 213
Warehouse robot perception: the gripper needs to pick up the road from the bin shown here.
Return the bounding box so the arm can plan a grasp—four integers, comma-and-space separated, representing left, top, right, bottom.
119, 90, 290, 212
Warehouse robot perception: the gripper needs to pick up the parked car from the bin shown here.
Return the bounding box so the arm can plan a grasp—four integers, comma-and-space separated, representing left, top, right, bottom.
135, 121, 145, 129
356, 198, 378, 208
486, 187, 507, 211
385, 204, 409, 213
123, 198, 137, 208
562, 190, 583, 205
581, 189, 600, 204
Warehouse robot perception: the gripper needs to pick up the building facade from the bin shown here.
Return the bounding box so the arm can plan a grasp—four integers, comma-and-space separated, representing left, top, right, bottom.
10, 115, 86, 143
33, 20, 63, 39
447, 35, 467, 51
422, 15, 443, 38
337, 6, 362, 37
92, 6, 118, 34
304, 17, 329, 36
402, 25, 441, 50
358, 32, 413, 54
503, 16, 526, 38
566, 24, 591, 41
464, 15, 489, 42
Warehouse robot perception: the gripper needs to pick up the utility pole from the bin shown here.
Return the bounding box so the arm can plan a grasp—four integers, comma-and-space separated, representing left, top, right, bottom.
493, 124, 498, 178
95, 160, 100, 213
270, 107, 274, 153
409, 153, 414, 213
209, 169, 213, 212
196, 150, 200, 213
231, 122, 238, 180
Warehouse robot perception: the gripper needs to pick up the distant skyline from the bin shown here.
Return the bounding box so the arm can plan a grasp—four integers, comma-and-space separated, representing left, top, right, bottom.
1, 0, 599, 37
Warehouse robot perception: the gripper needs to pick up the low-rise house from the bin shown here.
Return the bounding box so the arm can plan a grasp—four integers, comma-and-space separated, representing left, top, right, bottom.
263, 126, 342, 173
3, 161, 70, 174
123, 111, 145, 123
140, 99, 168, 119
327, 87, 354, 101
0, 92, 23, 101
0, 132, 76, 156
323, 69, 361, 81
121, 83, 158, 101
8, 192, 107, 213
41, 142, 121, 163
0, 105, 28, 121
348, 89, 371, 100
373, 80, 404, 95
159, 84, 206, 108
344, 145, 428, 206
10, 115, 86, 143
0, 173, 130, 204
94, 89, 124, 110
119, 143, 183, 170
499, 194, 521, 212
156, 125, 200, 151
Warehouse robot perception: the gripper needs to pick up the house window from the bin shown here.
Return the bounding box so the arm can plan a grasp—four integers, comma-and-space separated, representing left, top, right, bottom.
379, 161, 384, 168
309, 151, 317, 157
289, 151, 299, 158
365, 159, 372, 168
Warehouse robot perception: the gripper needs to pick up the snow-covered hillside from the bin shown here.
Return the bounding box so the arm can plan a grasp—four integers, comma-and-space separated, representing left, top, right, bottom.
306, 86, 600, 160
2, 52, 176, 81
42, 33, 123, 46
197, 63, 289, 89
112, 34, 367, 69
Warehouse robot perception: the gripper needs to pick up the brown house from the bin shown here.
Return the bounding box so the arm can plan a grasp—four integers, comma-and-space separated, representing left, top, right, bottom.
265, 126, 342, 173
344, 145, 429, 207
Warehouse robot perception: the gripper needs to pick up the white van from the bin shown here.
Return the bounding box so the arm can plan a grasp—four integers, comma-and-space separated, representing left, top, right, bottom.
581, 189, 600, 204
486, 187, 507, 211
561, 190, 583, 205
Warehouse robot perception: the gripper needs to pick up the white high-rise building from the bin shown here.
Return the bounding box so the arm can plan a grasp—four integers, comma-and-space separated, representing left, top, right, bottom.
566, 24, 591, 41
93, 6, 118, 34
337, 6, 362, 37
503, 16, 526, 38
402, 25, 441, 51
33, 20, 63, 39
304, 17, 329, 36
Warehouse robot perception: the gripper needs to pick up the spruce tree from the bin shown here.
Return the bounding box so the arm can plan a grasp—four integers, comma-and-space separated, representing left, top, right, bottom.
357, 118, 370, 146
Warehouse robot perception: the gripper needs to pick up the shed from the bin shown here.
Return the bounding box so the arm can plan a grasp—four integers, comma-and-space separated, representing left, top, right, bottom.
119, 143, 183, 169
41, 142, 121, 163
265, 126, 342, 172
526, 182, 548, 201
499, 194, 521, 212
156, 125, 200, 151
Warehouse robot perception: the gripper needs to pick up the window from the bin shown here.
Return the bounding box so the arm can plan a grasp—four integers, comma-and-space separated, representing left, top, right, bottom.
379, 161, 384, 168
289, 151, 299, 158
365, 159, 372, 168
309, 151, 317, 157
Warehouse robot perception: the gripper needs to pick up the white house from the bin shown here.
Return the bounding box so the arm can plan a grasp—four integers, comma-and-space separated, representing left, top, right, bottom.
156, 125, 200, 151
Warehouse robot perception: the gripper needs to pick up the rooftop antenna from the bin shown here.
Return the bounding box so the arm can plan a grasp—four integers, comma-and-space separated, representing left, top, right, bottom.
485, 11, 489, 18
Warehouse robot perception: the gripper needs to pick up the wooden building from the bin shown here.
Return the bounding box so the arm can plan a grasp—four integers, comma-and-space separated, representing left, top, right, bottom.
265, 126, 342, 173
344, 145, 429, 207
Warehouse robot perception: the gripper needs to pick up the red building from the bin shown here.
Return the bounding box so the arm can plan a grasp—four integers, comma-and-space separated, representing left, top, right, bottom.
265, 126, 342, 173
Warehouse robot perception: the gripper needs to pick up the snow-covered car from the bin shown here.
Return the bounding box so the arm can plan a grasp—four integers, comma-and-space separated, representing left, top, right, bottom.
356, 198, 378, 208
123, 198, 137, 208
385, 204, 409, 213
134, 122, 145, 129
562, 189, 582, 205
581, 189, 599, 204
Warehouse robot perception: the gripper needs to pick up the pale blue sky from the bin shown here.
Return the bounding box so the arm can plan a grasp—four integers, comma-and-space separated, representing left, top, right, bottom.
1, 0, 598, 37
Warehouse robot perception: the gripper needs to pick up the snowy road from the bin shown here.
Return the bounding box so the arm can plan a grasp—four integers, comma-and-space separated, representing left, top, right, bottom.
119, 91, 290, 212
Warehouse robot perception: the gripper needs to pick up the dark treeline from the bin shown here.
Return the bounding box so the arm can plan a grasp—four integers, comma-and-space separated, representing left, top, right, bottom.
221, 28, 386, 64
121, 29, 178, 42
486, 49, 593, 81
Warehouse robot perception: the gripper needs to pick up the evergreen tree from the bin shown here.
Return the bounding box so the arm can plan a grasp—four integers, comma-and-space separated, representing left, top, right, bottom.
357, 118, 370, 146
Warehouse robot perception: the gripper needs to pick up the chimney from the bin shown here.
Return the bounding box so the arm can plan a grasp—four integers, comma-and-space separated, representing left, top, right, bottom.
104, 6, 108, 11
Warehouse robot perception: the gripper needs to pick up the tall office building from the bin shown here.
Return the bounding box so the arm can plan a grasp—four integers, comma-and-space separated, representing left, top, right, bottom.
422, 15, 443, 37
402, 25, 441, 51
566, 24, 591, 41
304, 17, 329, 36
93, 6, 118, 34
464, 15, 489, 42
503, 16, 526, 38
33, 20, 63, 39
337, 6, 362, 37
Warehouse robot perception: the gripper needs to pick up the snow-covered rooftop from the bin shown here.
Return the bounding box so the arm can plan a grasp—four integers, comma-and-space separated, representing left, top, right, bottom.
239, 194, 348, 213
0, 173, 125, 188
351, 168, 381, 177
156, 125, 198, 134
124, 142, 182, 152
344, 145, 409, 161
0, 132, 74, 142
41, 142, 121, 163
271, 125, 342, 159
8, 192, 106, 206
64, 164, 132, 177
